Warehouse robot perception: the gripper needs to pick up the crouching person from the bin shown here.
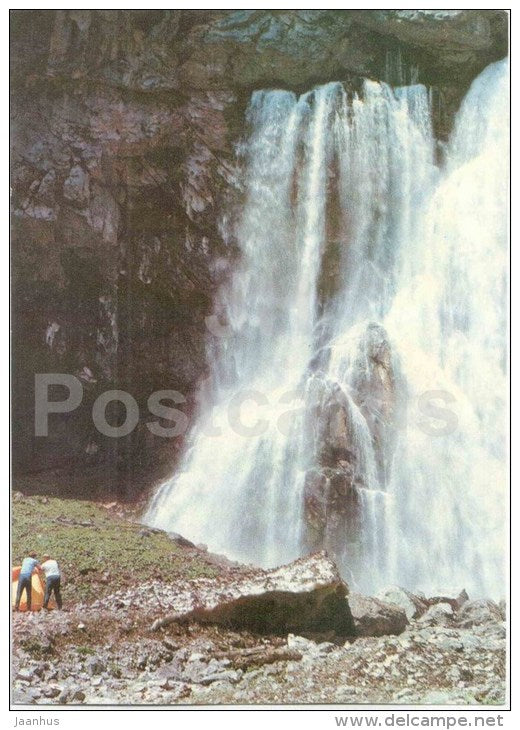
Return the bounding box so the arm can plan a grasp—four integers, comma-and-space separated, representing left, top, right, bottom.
15, 552, 41, 611
41, 554, 63, 610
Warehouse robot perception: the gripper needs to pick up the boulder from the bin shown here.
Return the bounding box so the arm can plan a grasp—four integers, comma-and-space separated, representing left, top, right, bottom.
71, 688, 86, 703
12, 686, 41, 704
85, 656, 106, 676
348, 593, 408, 637
151, 551, 355, 636
426, 588, 469, 611
16, 668, 35, 683
417, 602, 454, 627
42, 685, 61, 699
287, 634, 336, 656
199, 669, 242, 686
377, 586, 429, 620
287, 634, 319, 654
58, 688, 71, 704
456, 599, 503, 628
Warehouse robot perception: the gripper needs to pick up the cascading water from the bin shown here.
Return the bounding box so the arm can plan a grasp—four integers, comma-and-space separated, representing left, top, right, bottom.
145, 84, 341, 567
382, 59, 509, 597
145, 59, 508, 598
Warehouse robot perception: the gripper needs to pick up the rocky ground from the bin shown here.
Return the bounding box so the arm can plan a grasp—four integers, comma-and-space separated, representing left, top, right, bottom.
12, 598, 506, 706
12, 496, 507, 707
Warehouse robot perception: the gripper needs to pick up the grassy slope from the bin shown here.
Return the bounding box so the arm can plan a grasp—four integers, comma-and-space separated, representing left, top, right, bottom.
12, 495, 220, 604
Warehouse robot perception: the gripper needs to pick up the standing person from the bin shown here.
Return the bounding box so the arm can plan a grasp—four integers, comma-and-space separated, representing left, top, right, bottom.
14, 552, 41, 611
41, 554, 62, 610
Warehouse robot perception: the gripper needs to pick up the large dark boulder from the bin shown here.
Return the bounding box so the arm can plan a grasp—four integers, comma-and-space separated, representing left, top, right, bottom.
149, 551, 355, 636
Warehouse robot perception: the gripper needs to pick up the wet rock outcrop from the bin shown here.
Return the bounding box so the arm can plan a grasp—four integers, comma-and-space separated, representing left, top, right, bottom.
10, 10, 508, 491
302, 322, 399, 562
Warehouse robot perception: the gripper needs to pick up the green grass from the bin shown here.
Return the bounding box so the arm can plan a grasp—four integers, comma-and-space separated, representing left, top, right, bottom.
12, 494, 219, 604
77, 646, 96, 656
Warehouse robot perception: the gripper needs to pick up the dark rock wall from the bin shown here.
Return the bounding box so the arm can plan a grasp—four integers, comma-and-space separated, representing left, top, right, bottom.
10, 10, 507, 495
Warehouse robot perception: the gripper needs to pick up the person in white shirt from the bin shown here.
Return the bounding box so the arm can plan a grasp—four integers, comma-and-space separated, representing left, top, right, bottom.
41, 554, 62, 610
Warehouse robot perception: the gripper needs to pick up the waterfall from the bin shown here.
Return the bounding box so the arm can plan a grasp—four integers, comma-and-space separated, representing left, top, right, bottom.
145, 59, 508, 598
145, 84, 344, 567
383, 59, 509, 597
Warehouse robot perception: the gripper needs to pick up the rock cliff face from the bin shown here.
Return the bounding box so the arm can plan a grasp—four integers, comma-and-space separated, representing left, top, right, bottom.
10, 10, 507, 493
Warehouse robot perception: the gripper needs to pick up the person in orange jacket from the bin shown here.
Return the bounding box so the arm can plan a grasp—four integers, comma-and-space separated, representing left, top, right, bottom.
14, 552, 42, 611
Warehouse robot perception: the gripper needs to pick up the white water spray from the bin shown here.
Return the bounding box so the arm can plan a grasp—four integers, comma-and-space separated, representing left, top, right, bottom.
145, 60, 508, 597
